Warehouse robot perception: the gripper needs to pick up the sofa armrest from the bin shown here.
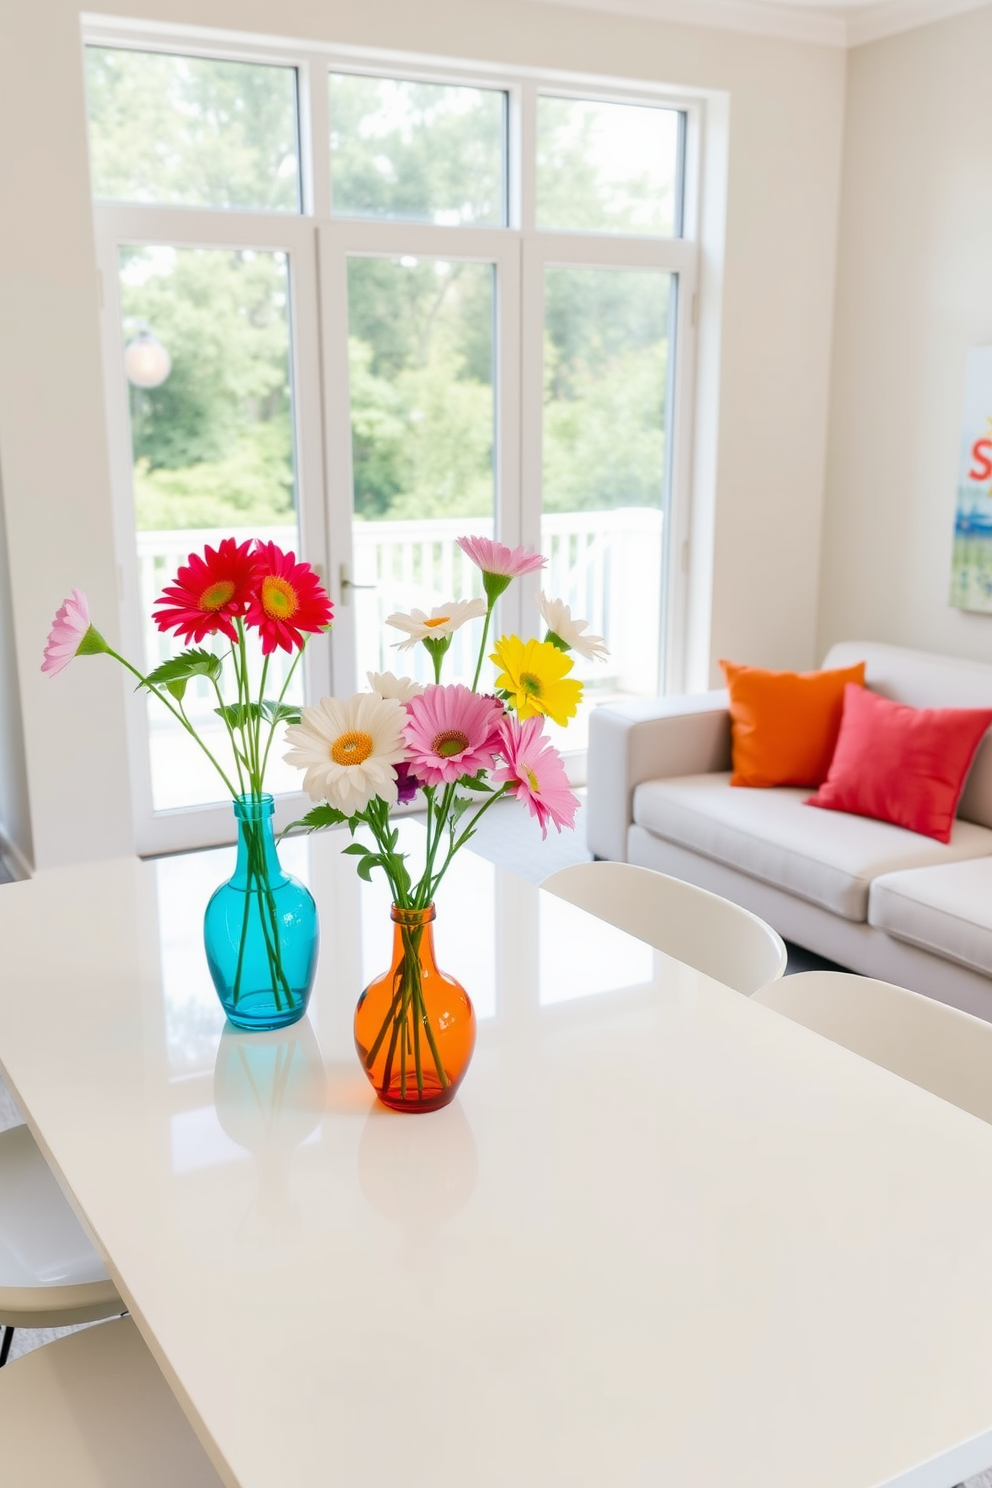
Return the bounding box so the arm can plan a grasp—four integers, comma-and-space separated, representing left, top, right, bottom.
586, 691, 732, 862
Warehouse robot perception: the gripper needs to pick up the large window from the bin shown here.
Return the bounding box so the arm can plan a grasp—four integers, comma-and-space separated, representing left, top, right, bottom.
86, 31, 697, 853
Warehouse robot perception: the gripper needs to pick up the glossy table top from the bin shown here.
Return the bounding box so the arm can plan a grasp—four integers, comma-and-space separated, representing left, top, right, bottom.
3, 824, 992, 1487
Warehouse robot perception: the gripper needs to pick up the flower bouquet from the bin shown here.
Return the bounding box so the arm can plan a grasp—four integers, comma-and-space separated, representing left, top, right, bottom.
283, 535, 607, 1112
42, 538, 334, 1030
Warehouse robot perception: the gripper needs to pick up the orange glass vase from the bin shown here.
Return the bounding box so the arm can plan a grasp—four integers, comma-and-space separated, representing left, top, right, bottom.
355, 904, 476, 1113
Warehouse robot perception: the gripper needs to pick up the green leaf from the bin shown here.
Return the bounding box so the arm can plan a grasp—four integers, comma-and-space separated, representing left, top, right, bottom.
261, 700, 302, 726
342, 842, 373, 857
143, 648, 223, 690
165, 679, 187, 702
458, 774, 492, 793
214, 702, 261, 729
356, 854, 381, 882
280, 803, 348, 837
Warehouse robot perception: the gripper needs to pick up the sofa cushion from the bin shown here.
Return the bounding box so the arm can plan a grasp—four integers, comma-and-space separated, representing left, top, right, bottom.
632, 773, 992, 922
806, 685, 992, 843
719, 658, 866, 788
869, 859, 992, 975
822, 641, 992, 829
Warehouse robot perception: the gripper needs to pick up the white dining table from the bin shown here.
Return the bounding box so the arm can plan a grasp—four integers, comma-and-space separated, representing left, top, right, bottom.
2, 822, 992, 1488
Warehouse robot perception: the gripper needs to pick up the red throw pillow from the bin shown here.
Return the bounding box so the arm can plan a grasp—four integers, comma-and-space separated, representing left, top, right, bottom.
806, 685, 992, 843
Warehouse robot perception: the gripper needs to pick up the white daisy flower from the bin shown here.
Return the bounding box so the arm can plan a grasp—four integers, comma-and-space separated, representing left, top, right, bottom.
386, 598, 487, 652
366, 670, 424, 703
283, 693, 407, 816
536, 593, 609, 662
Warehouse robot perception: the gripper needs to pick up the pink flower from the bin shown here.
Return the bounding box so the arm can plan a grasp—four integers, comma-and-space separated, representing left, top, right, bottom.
494, 715, 579, 839
41, 589, 106, 676
402, 684, 503, 786
457, 535, 545, 602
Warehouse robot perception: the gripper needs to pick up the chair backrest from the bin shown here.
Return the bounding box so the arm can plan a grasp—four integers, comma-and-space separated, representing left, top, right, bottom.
541, 861, 787, 996
0, 1318, 223, 1486
753, 970, 992, 1125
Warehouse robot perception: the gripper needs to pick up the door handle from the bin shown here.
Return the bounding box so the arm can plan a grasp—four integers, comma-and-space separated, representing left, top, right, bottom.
339, 564, 376, 605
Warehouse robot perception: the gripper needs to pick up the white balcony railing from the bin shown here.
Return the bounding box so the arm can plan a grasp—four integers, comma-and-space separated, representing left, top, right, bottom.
136, 509, 663, 807
348, 508, 662, 695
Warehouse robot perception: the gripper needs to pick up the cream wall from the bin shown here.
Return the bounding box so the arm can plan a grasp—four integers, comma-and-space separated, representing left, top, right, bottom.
818, 5, 992, 661
0, 0, 846, 868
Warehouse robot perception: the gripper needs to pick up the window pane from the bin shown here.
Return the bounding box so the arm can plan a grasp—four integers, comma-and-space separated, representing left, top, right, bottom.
330, 74, 505, 226
86, 48, 300, 211
537, 97, 680, 237
118, 246, 303, 809
542, 266, 672, 749
346, 256, 496, 688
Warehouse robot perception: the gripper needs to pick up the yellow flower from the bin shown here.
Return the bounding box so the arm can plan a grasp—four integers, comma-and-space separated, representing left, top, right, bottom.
491, 635, 583, 726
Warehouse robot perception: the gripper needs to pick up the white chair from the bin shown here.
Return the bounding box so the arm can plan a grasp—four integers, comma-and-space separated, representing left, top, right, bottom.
0, 1123, 123, 1367
542, 860, 787, 996
753, 971, 992, 1125
0, 1317, 223, 1486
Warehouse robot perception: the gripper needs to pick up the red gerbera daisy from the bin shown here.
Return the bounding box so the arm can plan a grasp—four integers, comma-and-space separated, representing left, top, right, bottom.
153, 538, 259, 645
246, 541, 334, 655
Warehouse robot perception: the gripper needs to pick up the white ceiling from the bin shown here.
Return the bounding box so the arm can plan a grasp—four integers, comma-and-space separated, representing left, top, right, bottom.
529, 0, 990, 47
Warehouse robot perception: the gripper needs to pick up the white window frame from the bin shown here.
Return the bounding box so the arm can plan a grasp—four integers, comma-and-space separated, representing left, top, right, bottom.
84, 18, 702, 854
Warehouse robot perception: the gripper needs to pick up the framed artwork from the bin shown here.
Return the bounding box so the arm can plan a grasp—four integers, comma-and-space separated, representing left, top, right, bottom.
951, 346, 992, 612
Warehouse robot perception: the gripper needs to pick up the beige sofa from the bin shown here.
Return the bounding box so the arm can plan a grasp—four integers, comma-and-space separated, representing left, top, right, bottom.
587, 642, 992, 1020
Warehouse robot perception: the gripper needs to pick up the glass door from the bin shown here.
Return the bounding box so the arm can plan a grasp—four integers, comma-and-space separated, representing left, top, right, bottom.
540, 263, 674, 752
96, 211, 329, 855
320, 70, 521, 698
118, 243, 304, 811
320, 223, 521, 696
344, 254, 497, 689
521, 91, 695, 760
88, 45, 330, 855
88, 42, 698, 850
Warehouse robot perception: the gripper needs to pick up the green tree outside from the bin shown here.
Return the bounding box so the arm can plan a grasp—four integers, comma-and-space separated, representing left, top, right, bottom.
95, 52, 671, 532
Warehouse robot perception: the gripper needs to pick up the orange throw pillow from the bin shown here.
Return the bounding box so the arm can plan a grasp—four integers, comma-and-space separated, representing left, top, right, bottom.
719, 659, 867, 788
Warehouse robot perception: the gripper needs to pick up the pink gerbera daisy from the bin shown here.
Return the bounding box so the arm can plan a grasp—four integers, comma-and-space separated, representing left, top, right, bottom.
245, 542, 334, 655
402, 684, 503, 786
41, 589, 107, 676
153, 537, 259, 646
456, 535, 545, 603
494, 714, 579, 839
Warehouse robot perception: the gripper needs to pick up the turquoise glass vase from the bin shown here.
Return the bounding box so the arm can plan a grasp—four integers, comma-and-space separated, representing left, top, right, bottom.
204, 795, 318, 1031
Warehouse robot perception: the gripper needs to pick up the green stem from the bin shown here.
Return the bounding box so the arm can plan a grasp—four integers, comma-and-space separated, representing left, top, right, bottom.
427, 784, 512, 902
233, 620, 258, 789
360, 798, 411, 907
259, 646, 305, 784
413, 965, 449, 1089
418, 782, 456, 908
107, 648, 239, 799
368, 923, 447, 1098
471, 602, 495, 692
254, 653, 270, 789
244, 817, 292, 1007
364, 967, 407, 1069
210, 674, 247, 798
412, 946, 424, 1098
230, 872, 252, 1007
